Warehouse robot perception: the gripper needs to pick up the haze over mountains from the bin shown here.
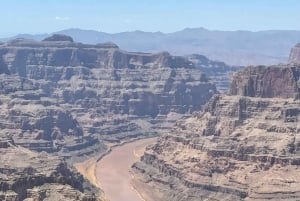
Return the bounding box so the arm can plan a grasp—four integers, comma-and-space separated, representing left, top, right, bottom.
2, 28, 300, 66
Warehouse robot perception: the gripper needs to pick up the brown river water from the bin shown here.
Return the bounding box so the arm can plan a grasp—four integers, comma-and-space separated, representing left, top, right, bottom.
95, 138, 157, 201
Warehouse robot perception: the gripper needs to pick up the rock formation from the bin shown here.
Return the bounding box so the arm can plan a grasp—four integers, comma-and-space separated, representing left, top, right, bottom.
186, 54, 243, 92
0, 136, 101, 200
230, 65, 300, 99
0, 35, 216, 159
289, 43, 300, 64
133, 64, 300, 201
0, 35, 217, 199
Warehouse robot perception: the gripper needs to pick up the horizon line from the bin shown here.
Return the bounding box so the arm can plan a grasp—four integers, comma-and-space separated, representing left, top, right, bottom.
2, 27, 300, 38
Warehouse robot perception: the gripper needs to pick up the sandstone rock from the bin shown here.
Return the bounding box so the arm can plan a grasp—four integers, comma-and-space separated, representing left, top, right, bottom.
133, 64, 300, 201
230, 65, 300, 99
0, 136, 101, 201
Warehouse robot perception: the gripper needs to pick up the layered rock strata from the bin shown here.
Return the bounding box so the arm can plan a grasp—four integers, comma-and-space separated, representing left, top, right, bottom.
0, 36, 216, 160
0, 136, 101, 201
187, 54, 243, 92
133, 64, 300, 201
230, 65, 300, 99
0, 35, 217, 199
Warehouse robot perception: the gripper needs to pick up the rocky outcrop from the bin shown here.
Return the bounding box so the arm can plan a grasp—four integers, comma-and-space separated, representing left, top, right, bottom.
187, 54, 243, 92
0, 136, 101, 201
289, 43, 300, 64
230, 65, 300, 99
133, 64, 300, 201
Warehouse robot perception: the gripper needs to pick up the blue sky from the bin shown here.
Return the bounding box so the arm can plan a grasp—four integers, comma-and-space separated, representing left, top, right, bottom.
1, 0, 299, 37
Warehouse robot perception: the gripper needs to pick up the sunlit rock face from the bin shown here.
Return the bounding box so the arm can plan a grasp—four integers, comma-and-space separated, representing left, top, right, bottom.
133, 64, 300, 201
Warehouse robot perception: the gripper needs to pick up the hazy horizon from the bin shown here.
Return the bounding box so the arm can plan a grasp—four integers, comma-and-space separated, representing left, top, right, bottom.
3, 27, 300, 39
1, 0, 300, 37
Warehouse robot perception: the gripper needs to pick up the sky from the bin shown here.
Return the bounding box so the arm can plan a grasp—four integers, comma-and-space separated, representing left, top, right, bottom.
0, 0, 299, 37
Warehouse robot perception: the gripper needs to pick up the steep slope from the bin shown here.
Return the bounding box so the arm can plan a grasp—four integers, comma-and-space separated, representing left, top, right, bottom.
133, 64, 300, 201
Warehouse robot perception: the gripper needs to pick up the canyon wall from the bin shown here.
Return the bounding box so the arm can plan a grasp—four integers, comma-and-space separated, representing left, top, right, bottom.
133, 64, 300, 201
0, 35, 218, 200
0, 35, 216, 159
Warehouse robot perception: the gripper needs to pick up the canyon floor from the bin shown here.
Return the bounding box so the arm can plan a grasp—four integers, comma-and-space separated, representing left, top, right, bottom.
75, 138, 157, 201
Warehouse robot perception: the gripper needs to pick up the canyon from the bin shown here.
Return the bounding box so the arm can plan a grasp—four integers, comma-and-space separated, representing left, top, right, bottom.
1, 33, 299, 201
95, 138, 157, 201
0, 34, 220, 200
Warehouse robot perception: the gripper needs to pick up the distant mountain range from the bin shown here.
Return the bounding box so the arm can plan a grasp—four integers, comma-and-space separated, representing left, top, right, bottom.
2, 28, 300, 66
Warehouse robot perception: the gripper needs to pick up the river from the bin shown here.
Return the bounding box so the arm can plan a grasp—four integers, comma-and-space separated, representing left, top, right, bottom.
95, 138, 157, 201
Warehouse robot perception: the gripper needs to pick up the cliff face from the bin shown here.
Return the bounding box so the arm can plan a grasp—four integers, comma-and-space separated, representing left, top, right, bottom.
187, 54, 243, 93
289, 43, 300, 64
0, 136, 101, 201
230, 65, 300, 99
133, 64, 300, 201
0, 36, 216, 158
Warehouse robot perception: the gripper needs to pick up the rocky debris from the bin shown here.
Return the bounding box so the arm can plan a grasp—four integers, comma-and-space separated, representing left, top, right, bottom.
230, 65, 300, 99
289, 43, 300, 64
0, 136, 101, 201
133, 64, 300, 201
186, 54, 243, 92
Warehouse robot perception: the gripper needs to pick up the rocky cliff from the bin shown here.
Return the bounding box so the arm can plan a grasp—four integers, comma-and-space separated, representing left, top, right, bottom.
133, 64, 300, 201
186, 54, 243, 93
0, 35, 217, 199
289, 43, 300, 64
0, 35, 216, 159
230, 65, 300, 99
0, 136, 101, 201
